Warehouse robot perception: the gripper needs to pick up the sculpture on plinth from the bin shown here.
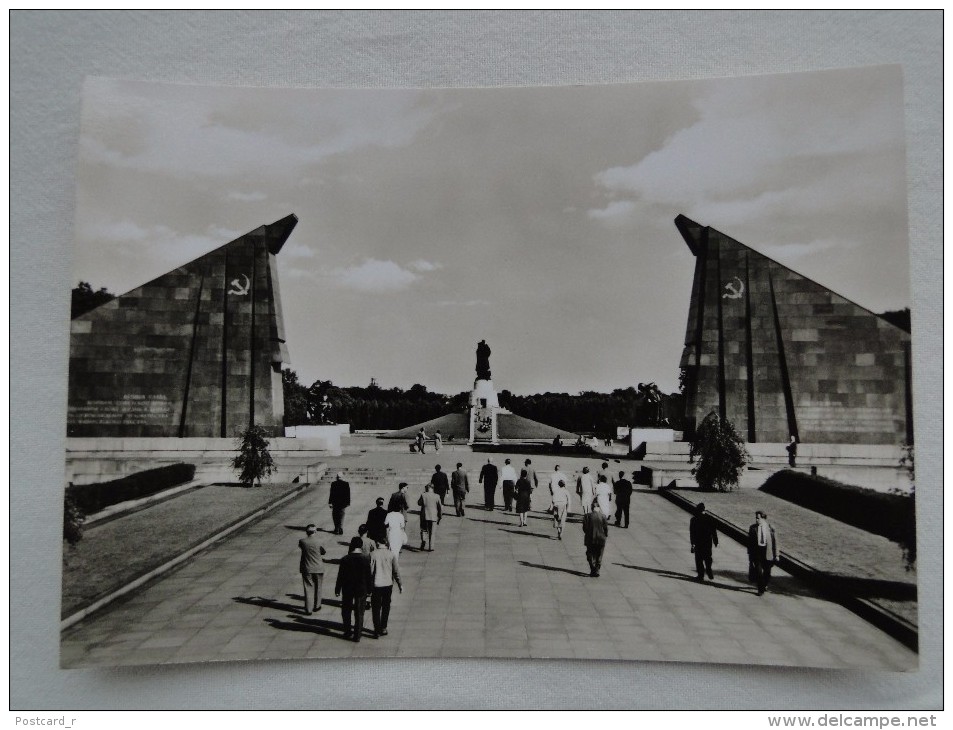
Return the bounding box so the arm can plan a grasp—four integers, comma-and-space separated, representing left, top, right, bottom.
476, 340, 491, 381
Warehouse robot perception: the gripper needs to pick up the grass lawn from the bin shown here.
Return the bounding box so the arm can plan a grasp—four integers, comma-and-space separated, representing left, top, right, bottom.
61, 481, 310, 619
668, 488, 917, 626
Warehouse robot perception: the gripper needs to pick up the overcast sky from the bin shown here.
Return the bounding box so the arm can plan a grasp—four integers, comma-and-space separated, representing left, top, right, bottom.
73, 66, 909, 395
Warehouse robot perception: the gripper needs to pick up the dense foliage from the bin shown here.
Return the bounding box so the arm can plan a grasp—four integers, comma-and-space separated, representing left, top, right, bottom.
233, 425, 276, 487
66, 463, 197, 515
760, 469, 915, 569
283, 368, 682, 434
63, 492, 86, 545
71, 281, 116, 318
688, 411, 749, 492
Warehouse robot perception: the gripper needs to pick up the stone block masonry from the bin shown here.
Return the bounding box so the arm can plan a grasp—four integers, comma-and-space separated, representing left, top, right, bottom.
676, 215, 912, 446
67, 216, 297, 438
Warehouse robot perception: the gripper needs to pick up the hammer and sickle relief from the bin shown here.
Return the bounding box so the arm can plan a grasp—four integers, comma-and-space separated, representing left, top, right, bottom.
722, 276, 744, 300
228, 274, 251, 296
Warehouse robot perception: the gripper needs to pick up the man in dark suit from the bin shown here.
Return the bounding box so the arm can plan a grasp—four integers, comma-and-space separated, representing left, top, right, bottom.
431, 464, 450, 505
366, 497, 388, 545
689, 502, 719, 581
335, 536, 374, 641
479, 458, 499, 511
747, 511, 779, 596
451, 463, 469, 517
328, 472, 350, 535
612, 470, 633, 528
298, 524, 327, 614
387, 482, 410, 520
582, 501, 609, 577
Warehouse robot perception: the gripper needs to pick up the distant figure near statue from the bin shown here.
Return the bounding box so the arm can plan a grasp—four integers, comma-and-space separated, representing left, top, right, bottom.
476, 340, 491, 380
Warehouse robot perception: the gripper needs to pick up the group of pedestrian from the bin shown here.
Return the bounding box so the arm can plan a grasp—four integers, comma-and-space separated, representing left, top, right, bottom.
412, 428, 442, 454
302, 461, 783, 643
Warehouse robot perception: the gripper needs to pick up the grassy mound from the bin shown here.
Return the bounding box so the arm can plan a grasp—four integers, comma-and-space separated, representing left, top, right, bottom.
759, 470, 914, 545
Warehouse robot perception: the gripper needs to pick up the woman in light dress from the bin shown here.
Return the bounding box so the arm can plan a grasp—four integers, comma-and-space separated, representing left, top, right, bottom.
550, 480, 570, 540
594, 473, 613, 517
384, 507, 407, 558
576, 466, 595, 516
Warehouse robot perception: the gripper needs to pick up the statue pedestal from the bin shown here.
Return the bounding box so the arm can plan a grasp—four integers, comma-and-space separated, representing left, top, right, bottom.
468, 379, 506, 444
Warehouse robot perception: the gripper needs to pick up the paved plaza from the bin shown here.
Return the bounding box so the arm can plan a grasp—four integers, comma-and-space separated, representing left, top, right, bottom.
61, 451, 917, 670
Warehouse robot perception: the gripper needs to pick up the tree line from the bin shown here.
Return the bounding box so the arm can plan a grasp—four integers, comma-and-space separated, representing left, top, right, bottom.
283, 368, 683, 435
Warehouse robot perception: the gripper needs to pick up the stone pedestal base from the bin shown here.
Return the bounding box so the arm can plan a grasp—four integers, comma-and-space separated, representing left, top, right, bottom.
468, 379, 507, 444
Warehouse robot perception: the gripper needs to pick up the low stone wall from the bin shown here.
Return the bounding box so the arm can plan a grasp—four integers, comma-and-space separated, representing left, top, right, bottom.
639, 441, 905, 467
65, 435, 340, 485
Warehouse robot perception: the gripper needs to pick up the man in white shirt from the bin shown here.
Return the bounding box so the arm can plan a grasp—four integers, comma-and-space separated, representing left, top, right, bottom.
369, 539, 402, 637
500, 458, 518, 512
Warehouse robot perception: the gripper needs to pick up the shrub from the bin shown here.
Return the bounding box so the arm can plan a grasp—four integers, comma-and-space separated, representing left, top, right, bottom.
760, 470, 915, 562
688, 411, 749, 491
66, 463, 197, 515
63, 491, 85, 545
233, 424, 276, 487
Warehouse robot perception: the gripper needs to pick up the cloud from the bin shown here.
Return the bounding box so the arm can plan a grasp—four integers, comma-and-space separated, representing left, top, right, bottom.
226, 191, 268, 202
757, 237, 857, 261
77, 218, 241, 265
587, 200, 636, 225
589, 71, 904, 232
334, 259, 419, 292
281, 241, 316, 260
409, 259, 442, 272
436, 299, 489, 307
79, 78, 443, 181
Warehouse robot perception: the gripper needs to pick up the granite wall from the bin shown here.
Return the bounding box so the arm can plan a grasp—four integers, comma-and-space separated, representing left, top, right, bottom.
676, 215, 912, 445
67, 215, 296, 438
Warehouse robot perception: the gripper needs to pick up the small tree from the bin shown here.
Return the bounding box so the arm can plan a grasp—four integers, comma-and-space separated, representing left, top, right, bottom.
233, 424, 276, 487
895, 443, 916, 570
688, 411, 749, 492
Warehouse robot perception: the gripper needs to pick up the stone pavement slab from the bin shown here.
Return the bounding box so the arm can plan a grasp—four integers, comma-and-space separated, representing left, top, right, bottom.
61, 451, 917, 671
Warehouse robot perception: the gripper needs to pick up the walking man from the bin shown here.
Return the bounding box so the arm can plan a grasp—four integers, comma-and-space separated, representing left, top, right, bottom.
479, 457, 499, 511
387, 482, 410, 520
328, 472, 350, 535
431, 464, 450, 505
451, 462, 469, 517
523, 458, 539, 491
613, 470, 633, 528
369, 537, 402, 637
689, 502, 719, 581
416, 427, 428, 454
582, 501, 609, 577
500, 458, 518, 512
366, 497, 388, 546
418, 482, 443, 550
335, 536, 373, 641
747, 511, 779, 596
298, 524, 326, 614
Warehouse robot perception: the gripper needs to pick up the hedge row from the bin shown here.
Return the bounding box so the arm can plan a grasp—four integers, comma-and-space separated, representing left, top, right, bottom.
759, 470, 914, 543
67, 463, 196, 515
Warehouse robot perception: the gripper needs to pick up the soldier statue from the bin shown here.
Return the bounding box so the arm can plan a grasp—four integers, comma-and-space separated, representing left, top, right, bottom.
476, 340, 491, 380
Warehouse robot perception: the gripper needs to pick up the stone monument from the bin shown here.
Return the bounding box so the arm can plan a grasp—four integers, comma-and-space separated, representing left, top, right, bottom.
469, 340, 507, 444
675, 214, 912, 445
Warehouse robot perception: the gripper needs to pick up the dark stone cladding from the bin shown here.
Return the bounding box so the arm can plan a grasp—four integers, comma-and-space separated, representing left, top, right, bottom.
67, 215, 297, 438
675, 215, 912, 446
